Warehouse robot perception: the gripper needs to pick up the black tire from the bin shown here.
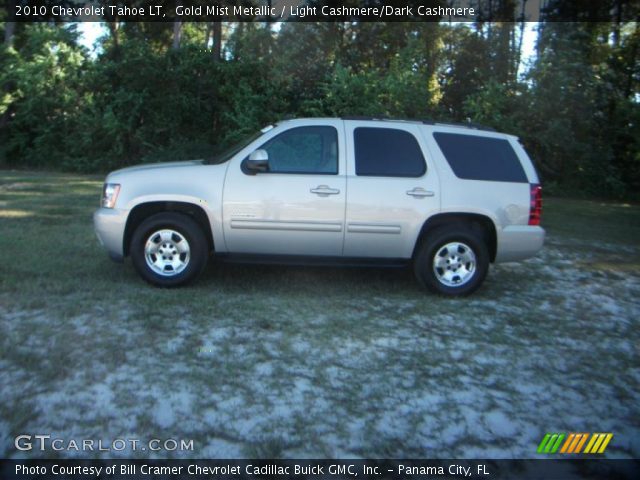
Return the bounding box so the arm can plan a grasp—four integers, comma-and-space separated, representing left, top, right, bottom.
414, 225, 489, 296
130, 212, 209, 287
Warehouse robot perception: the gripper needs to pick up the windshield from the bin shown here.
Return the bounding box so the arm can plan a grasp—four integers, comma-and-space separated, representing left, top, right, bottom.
205, 131, 263, 165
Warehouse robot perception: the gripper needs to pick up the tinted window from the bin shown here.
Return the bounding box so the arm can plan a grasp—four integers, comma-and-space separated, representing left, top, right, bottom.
260, 126, 338, 174
433, 132, 527, 183
354, 128, 426, 177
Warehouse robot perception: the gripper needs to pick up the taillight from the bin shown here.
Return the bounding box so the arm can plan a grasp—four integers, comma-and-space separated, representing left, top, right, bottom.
529, 184, 542, 226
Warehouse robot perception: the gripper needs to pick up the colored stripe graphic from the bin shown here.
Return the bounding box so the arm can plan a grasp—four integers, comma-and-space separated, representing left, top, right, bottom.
584, 433, 613, 454
584, 434, 600, 453
550, 434, 565, 453
561, 433, 588, 453
538, 433, 565, 453
560, 434, 575, 453
574, 433, 589, 453
597, 434, 613, 453
537, 434, 551, 453
539, 433, 612, 454
568, 434, 581, 453
545, 434, 558, 453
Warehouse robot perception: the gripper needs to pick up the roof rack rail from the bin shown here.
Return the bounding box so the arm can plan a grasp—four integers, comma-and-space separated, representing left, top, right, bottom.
421, 119, 495, 132
341, 116, 495, 132
341, 116, 397, 121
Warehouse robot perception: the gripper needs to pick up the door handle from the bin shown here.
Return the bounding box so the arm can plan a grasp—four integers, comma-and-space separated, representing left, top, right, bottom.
310, 185, 340, 196
406, 188, 435, 198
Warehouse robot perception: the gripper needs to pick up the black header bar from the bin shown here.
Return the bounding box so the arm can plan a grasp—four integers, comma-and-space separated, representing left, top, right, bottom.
5, 1, 639, 23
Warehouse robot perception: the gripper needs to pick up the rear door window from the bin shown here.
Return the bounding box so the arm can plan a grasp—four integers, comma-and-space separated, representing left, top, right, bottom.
433, 132, 527, 183
354, 127, 426, 177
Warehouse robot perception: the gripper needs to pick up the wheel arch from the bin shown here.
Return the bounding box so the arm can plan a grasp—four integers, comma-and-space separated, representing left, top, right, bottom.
412, 212, 498, 262
123, 201, 214, 257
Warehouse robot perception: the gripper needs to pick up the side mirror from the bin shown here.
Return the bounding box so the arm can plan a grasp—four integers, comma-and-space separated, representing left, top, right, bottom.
244, 149, 269, 174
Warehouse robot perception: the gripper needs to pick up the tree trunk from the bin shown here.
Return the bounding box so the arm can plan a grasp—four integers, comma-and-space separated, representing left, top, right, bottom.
212, 21, 222, 62
624, 20, 639, 99
172, 21, 182, 50
514, 0, 527, 80
423, 23, 441, 109
4, 22, 15, 47
172, 1, 182, 50
107, 21, 120, 51
612, 0, 622, 47
1, 2, 17, 132
204, 23, 212, 49
4, 0, 16, 46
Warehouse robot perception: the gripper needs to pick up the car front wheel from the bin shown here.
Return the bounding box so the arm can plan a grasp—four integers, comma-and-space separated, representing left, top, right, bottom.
130, 212, 209, 287
414, 226, 489, 296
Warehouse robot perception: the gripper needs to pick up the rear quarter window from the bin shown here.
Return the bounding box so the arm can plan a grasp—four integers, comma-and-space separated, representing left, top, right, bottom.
433, 132, 528, 183
354, 127, 426, 177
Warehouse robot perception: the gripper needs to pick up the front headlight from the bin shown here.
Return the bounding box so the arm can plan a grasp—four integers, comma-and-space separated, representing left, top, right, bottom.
101, 183, 121, 209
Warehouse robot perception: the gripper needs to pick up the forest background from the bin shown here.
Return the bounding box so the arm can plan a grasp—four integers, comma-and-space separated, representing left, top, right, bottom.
1, 0, 639, 199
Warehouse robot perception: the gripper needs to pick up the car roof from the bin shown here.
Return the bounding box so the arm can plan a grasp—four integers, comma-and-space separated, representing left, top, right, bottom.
279, 116, 497, 133
342, 116, 496, 132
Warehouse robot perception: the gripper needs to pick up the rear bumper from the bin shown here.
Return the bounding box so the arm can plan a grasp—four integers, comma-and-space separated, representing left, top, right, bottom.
94, 208, 127, 263
495, 225, 545, 263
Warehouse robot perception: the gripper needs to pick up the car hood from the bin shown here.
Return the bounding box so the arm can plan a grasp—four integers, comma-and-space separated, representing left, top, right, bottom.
110, 159, 204, 176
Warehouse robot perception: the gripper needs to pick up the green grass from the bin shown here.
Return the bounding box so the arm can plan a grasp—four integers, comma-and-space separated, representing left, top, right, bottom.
543, 196, 640, 246
0, 169, 637, 314
0, 169, 638, 459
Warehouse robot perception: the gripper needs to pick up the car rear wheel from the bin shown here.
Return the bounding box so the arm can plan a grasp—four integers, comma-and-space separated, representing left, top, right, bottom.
414, 225, 489, 296
130, 212, 208, 287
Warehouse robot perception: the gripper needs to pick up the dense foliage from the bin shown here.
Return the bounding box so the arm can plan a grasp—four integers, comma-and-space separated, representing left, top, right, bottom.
0, 11, 639, 198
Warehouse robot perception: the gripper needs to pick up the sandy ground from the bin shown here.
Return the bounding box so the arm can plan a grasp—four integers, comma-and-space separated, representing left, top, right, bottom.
1, 238, 638, 459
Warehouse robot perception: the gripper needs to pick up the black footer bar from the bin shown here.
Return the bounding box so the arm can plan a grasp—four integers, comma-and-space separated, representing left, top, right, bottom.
2, 459, 639, 480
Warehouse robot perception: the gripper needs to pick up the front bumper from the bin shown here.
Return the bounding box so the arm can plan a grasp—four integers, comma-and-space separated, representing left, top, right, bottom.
93, 208, 128, 263
495, 225, 545, 263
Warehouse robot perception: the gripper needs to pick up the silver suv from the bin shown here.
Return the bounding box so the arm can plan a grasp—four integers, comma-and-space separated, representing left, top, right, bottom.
94, 118, 544, 295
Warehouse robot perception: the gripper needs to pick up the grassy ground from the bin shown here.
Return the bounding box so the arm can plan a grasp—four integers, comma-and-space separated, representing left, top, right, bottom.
0, 170, 638, 460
